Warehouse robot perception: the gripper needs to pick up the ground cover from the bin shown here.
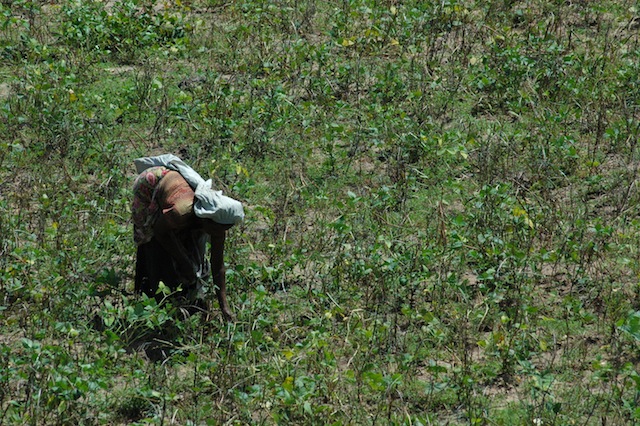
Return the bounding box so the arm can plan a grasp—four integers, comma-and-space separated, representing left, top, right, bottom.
1, 0, 640, 424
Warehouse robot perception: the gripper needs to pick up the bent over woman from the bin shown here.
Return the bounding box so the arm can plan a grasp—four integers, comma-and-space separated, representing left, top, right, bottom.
132, 155, 244, 321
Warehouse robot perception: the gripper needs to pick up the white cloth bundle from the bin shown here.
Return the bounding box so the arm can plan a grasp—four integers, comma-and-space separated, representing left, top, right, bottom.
134, 154, 244, 225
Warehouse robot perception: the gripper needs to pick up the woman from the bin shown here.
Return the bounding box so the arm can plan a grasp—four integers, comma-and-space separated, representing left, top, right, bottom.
132, 155, 243, 321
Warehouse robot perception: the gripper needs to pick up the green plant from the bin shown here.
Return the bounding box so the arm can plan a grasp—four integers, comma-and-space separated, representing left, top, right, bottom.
2, 0, 640, 423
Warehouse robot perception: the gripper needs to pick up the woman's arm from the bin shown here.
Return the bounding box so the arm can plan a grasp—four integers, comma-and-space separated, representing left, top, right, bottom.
210, 232, 234, 321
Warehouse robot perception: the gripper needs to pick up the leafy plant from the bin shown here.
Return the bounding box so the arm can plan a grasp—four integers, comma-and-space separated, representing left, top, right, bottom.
1, 0, 640, 424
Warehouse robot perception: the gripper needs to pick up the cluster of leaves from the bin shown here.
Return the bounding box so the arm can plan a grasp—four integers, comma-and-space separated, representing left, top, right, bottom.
60, 0, 193, 61
2, 0, 640, 424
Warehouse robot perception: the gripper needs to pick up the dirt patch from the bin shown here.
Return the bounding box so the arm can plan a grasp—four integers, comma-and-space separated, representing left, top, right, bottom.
104, 66, 136, 75
0, 83, 11, 99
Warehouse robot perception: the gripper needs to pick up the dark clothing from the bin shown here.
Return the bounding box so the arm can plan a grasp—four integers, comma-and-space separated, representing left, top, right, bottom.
134, 229, 210, 300
132, 166, 206, 301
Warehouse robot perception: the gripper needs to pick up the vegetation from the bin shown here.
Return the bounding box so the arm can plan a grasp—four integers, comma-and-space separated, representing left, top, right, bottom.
1, 0, 640, 424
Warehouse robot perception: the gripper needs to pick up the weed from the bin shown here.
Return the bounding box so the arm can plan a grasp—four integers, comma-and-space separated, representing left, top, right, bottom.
1, 0, 640, 424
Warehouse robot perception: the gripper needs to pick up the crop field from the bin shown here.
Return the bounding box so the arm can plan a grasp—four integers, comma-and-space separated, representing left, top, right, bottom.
1, 0, 640, 424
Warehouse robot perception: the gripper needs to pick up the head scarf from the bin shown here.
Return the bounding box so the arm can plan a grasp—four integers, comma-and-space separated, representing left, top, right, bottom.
134, 154, 244, 225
